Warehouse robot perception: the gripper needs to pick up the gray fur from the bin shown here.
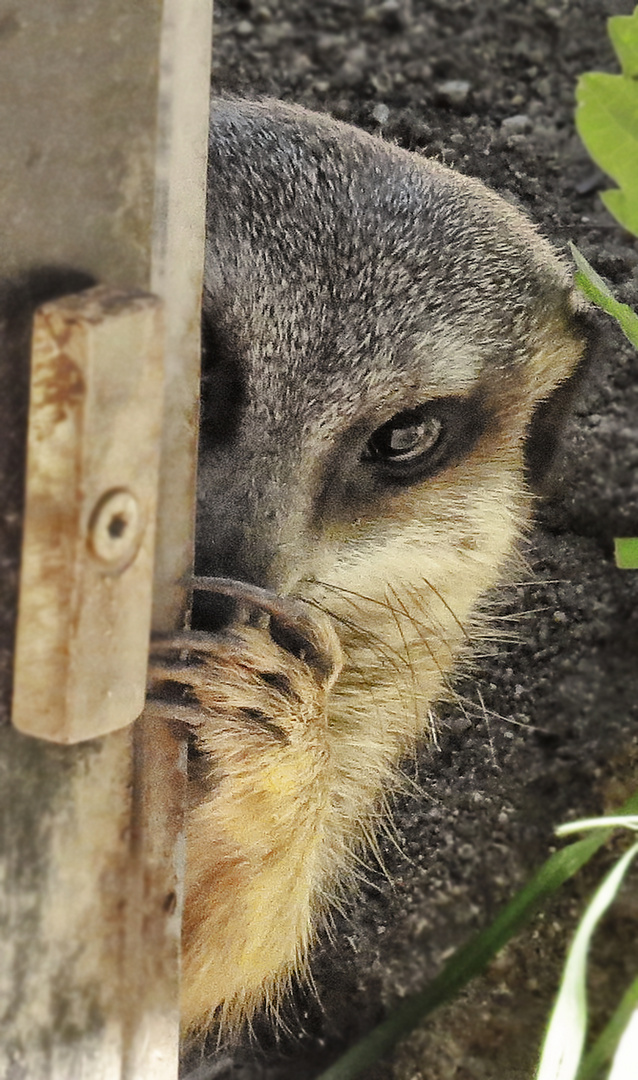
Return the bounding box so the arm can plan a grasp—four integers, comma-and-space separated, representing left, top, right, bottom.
198, 97, 578, 591
170, 97, 591, 1034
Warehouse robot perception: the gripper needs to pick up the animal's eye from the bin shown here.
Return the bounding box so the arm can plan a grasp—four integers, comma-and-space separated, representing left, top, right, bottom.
362, 397, 487, 482
367, 412, 443, 464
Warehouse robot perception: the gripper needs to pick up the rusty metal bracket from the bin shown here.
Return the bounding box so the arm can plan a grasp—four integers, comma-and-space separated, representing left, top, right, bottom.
12, 285, 164, 744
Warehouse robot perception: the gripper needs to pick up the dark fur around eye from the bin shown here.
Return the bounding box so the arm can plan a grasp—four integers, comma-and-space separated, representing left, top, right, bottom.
362, 395, 488, 483
199, 310, 246, 447
525, 307, 600, 488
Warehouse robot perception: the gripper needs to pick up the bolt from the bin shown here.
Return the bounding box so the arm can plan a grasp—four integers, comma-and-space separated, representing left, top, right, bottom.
89, 489, 142, 570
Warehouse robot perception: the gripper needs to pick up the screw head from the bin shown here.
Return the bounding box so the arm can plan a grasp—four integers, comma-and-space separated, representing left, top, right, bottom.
88, 488, 143, 571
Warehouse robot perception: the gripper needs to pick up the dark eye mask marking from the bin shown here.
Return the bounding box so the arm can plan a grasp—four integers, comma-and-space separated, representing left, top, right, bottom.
362, 394, 489, 484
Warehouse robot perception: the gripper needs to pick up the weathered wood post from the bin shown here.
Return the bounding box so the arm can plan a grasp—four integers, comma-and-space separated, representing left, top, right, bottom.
0, 2, 213, 1076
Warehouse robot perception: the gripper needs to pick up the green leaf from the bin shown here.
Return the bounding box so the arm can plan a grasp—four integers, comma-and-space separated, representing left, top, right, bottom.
608, 9, 638, 79
575, 6, 638, 238
577, 976, 638, 1080
535, 841, 638, 1080
575, 72, 638, 236
315, 793, 638, 1080
556, 817, 638, 837
569, 244, 638, 351
614, 538, 638, 570
608, 1009, 638, 1080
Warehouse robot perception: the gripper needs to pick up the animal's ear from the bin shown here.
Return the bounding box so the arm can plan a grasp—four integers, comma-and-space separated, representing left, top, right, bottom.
524, 308, 602, 488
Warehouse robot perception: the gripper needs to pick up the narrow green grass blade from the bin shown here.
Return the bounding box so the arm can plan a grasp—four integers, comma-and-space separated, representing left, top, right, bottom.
570, 244, 638, 351
535, 841, 638, 1080
556, 817, 638, 837
315, 793, 638, 1080
608, 1009, 638, 1080
577, 975, 638, 1080
614, 539, 638, 570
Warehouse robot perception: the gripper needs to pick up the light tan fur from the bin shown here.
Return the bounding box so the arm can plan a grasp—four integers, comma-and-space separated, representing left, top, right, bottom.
149, 328, 586, 1036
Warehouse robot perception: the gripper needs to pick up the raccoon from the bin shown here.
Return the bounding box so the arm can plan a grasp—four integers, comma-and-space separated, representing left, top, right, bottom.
147, 97, 592, 1036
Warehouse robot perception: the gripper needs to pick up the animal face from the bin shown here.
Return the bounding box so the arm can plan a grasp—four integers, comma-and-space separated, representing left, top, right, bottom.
149, 98, 591, 1035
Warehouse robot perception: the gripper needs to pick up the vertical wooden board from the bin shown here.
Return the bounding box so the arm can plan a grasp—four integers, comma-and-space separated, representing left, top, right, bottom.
151, 0, 214, 633
123, 715, 187, 1078
0, 0, 213, 1075
0, 720, 186, 1080
0, 730, 134, 1078
0, 4, 163, 288
12, 288, 164, 743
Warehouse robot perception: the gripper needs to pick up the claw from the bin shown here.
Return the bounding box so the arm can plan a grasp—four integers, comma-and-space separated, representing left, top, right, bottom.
191, 576, 344, 690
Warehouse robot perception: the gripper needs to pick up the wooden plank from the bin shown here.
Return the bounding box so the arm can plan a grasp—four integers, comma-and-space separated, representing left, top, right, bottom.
0, 718, 186, 1079
13, 288, 164, 743
0, 0, 213, 1075
0, 4, 163, 288
123, 715, 188, 1078
151, 0, 214, 633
